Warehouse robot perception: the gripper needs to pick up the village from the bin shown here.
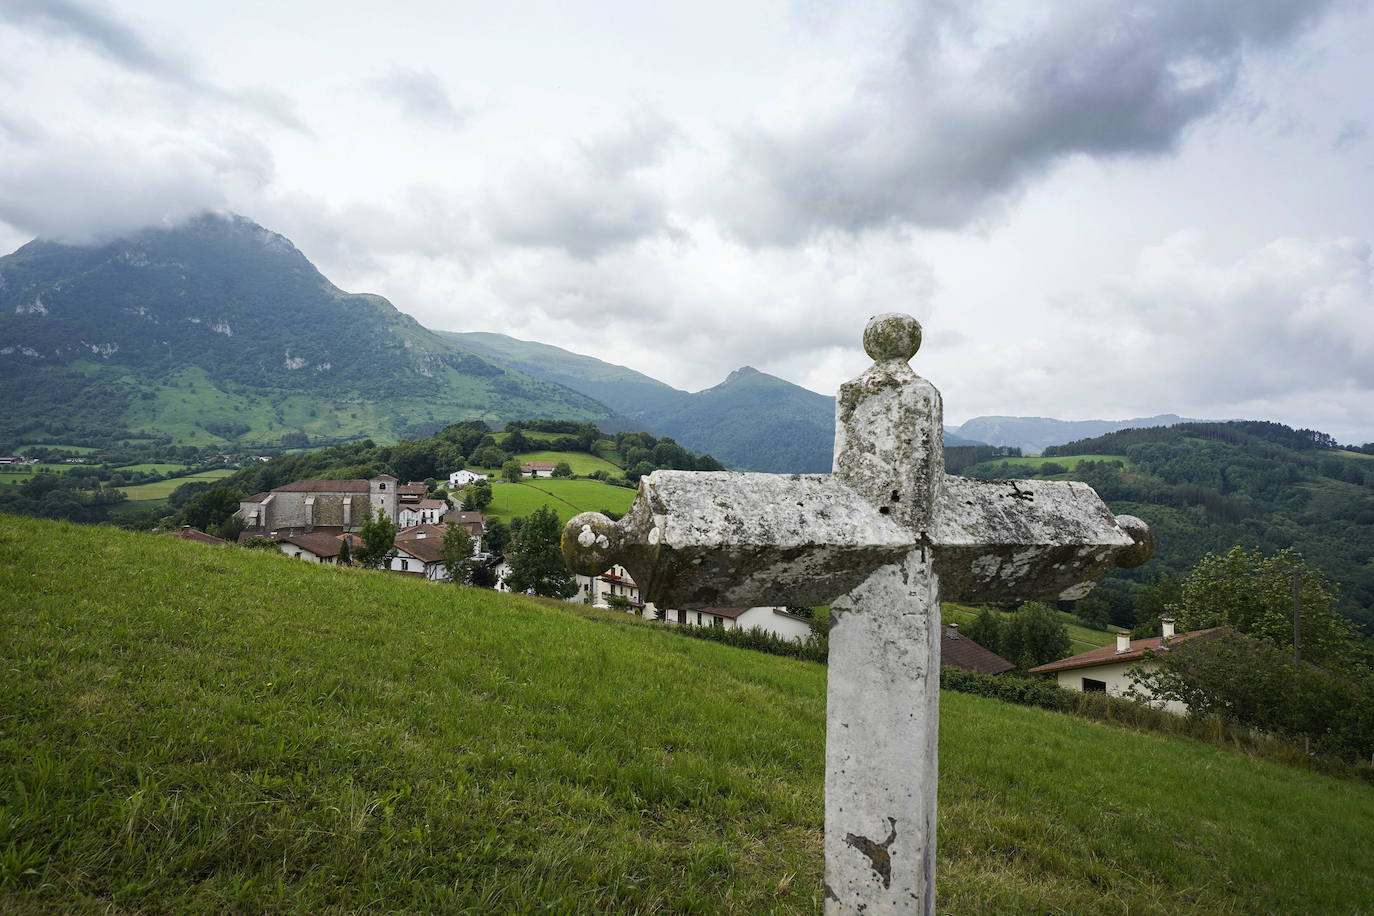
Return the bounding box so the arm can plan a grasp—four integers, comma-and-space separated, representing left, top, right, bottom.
162, 458, 1211, 713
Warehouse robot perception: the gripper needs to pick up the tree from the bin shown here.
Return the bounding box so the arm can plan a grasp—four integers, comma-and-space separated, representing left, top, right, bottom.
552, 461, 572, 478
504, 428, 529, 453
962, 607, 1005, 654
1074, 593, 1112, 631
439, 522, 476, 584
503, 505, 576, 598
463, 480, 492, 511
1000, 602, 1070, 670
337, 535, 352, 566
179, 484, 244, 532
483, 518, 511, 555
355, 508, 397, 569
1170, 547, 1354, 666
502, 460, 523, 482
1127, 632, 1374, 761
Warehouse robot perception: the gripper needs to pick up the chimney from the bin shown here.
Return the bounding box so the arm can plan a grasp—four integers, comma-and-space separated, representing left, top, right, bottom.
1161, 617, 1176, 640
1115, 632, 1132, 654
945, 622, 960, 640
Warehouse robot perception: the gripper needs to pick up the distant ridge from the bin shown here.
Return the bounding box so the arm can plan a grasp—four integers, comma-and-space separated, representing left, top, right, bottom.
443, 331, 837, 472
950, 414, 1201, 454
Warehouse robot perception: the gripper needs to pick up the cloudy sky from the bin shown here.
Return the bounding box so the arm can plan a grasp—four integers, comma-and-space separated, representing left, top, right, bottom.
2, 0, 1372, 443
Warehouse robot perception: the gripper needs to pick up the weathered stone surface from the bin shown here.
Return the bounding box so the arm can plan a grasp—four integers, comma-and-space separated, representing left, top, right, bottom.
562, 472, 913, 608
834, 315, 943, 533
825, 550, 939, 914
930, 476, 1141, 602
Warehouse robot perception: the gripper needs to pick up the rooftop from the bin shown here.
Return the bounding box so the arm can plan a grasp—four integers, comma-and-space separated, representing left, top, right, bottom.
1028, 628, 1225, 675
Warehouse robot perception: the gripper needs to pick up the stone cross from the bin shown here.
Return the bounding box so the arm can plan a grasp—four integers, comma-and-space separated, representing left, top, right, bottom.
561, 313, 1153, 915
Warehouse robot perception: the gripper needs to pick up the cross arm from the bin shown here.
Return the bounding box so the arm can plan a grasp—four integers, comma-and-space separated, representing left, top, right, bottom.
930, 475, 1153, 604
561, 470, 915, 608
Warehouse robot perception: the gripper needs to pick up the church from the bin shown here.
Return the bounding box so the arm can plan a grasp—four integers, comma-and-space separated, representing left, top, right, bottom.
236, 475, 399, 537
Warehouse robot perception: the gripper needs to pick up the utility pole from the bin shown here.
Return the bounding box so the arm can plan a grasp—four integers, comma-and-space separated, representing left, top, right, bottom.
1291, 565, 1301, 665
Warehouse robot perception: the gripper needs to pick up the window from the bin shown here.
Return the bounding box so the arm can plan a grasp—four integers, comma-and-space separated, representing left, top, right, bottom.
1081, 677, 1107, 693
379, 483, 386, 490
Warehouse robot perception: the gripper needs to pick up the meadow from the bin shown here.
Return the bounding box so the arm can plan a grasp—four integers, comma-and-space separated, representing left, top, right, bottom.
483, 478, 637, 525
962, 454, 1138, 476
510, 449, 624, 477
943, 602, 1116, 651
1, 514, 1372, 913
115, 468, 237, 501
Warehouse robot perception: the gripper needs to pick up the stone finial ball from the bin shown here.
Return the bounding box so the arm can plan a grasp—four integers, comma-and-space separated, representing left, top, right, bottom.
561, 511, 622, 576
863, 313, 923, 363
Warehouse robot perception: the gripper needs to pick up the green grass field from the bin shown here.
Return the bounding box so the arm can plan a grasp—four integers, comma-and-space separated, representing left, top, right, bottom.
943, 602, 1116, 651
484, 478, 637, 524
116, 468, 237, 501
511, 450, 624, 477
963, 454, 1137, 476
2, 514, 1372, 913
0, 463, 82, 485
1335, 449, 1374, 461
112, 462, 192, 475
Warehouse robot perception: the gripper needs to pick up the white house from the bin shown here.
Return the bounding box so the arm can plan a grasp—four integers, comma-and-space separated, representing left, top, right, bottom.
521, 461, 557, 478
663, 606, 815, 642
389, 536, 449, 580
398, 498, 448, 528
274, 530, 358, 564
1028, 618, 1224, 714
448, 469, 488, 488
575, 564, 646, 610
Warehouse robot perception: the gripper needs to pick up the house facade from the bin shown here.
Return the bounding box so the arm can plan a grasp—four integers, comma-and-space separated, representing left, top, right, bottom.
398, 499, 448, 528
1028, 619, 1222, 714
448, 469, 488, 488
521, 461, 557, 478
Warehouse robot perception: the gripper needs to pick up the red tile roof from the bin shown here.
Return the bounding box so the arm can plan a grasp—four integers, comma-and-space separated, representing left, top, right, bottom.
272, 478, 371, 493
395, 537, 445, 564
522, 461, 557, 471
397, 524, 447, 541
941, 629, 1014, 675
242, 491, 271, 503
1028, 628, 1226, 675
697, 607, 753, 620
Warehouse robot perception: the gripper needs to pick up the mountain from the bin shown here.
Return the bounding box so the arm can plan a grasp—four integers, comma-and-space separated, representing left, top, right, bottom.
0, 214, 613, 448
444, 331, 837, 472
950, 414, 1198, 454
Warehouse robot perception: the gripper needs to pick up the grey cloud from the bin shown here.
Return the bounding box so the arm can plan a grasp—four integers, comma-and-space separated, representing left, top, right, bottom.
0, 0, 307, 131
0, 125, 274, 245
0, 0, 183, 79
482, 113, 680, 258
369, 67, 470, 126
1334, 119, 1367, 150
722, 0, 1335, 244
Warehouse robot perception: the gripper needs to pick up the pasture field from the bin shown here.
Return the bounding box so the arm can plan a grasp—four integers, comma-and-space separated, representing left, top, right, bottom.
943, 601, 1116, 652
1, 514, 1372, 913
484, 478, 636, 525
512, 450, 624, 477
0, 463, 81, 485
963, 453, 1137, 476
112, 462, 192, 474
116, 468, 237, 501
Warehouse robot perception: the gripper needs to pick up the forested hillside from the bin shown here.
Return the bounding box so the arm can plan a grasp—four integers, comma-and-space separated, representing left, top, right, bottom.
960, 421, 1374, 634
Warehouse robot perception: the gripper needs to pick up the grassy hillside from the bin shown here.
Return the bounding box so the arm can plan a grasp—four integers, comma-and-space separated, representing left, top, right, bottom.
3, 514, 1373, 913
484, 479, 637, 525
511, 450, 624, 476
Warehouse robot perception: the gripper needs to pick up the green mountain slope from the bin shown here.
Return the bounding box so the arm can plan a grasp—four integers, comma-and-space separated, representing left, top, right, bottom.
444, 330, 839, 472
3, 513, 1373, 913
442, 330, 687, 417
962, 421, 1374, 633
0, 214, 613, 448
951, 414, 1197, 454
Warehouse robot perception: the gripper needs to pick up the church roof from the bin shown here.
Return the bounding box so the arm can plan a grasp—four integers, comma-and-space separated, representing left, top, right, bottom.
272, 479, 371, 493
